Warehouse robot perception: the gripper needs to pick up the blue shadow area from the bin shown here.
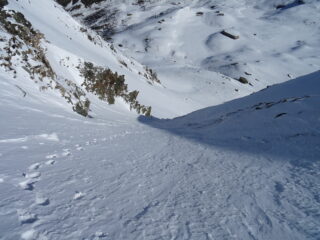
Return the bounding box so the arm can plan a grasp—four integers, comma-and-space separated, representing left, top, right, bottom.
138, 71, 320, 166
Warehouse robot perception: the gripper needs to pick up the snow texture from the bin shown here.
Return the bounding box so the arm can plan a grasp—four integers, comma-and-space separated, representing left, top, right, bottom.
0, 0, 319, 239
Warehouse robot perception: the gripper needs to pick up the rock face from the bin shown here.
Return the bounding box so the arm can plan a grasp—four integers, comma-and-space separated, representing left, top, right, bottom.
56, 0, 104, 7
0, 0, 8, 9
55, 0, 116, 37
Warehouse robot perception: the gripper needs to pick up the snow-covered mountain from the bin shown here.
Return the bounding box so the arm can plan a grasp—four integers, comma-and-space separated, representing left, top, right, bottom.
0, 0, 319, 239
61, 0, 320, 92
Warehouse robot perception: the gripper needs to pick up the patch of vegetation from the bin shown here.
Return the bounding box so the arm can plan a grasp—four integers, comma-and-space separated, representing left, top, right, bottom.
144, 66, 160, 84
55, 79, 91, 117
0, 9, 55, 80
119, 60, 128, 68
0, 9, 91, 117
109, 43, 117, 53
0, 8, 153, 117
238, 76, 249, 84
80, 62, 152, 116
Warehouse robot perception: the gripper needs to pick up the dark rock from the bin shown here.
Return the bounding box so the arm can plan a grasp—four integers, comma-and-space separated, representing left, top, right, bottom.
238, 77, 249, 84
56, 0, 103, 8
275, 113, 287, 118
0, 0, 7, 9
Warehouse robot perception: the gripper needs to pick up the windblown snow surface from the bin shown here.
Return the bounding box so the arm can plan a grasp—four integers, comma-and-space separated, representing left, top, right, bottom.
0, 0, 320, 239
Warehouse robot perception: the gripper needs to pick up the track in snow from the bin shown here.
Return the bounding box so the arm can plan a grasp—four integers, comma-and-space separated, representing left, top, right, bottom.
1, 115, 319, 239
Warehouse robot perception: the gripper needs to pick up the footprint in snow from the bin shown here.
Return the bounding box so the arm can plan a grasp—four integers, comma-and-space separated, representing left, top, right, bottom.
45, 159, 56, 165
35, 194, 50, 206
19, 171, 41, 190
19, 179, 36, 191
21, 229, 47, 240
76, 146, 84, 151
28, 163, 41, 171
17, 210, 38, 224
24, 172, 41, 179
95, 231, 107, 238
46, 154, 58, 159
61, 149, 71, 156
21, 229, 36, 240
73, 191, 85, 200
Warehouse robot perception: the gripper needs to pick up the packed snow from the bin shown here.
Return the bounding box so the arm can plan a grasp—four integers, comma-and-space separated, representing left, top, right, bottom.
0, 0, 319, 239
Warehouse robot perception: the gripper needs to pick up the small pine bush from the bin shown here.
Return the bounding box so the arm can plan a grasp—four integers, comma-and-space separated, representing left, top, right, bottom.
80, 62, 152, 116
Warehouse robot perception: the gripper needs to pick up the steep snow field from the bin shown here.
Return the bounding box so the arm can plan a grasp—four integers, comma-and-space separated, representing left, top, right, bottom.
108, 0, 320, 100
0, 0, 320, 239
5, 0, 244, 119
1, 68, 319, 240
110, 0, 320, 80
65, 0, 320, 115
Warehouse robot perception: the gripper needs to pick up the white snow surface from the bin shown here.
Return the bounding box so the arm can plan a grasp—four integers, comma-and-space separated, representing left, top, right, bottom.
108, 0, 320, 95
0, 0, 320, 239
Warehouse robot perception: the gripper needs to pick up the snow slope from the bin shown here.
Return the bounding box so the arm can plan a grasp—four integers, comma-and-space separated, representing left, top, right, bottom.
1, 0, 158, 117
1, 70, 319, 239
4, 0, 232, 119
113, 0, 320, 87
0, 0, 319, 239
67, 0, 320, 106
2, 0, 257, 119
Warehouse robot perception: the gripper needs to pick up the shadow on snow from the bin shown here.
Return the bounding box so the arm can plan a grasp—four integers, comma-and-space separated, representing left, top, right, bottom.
138, 71, 320, 167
